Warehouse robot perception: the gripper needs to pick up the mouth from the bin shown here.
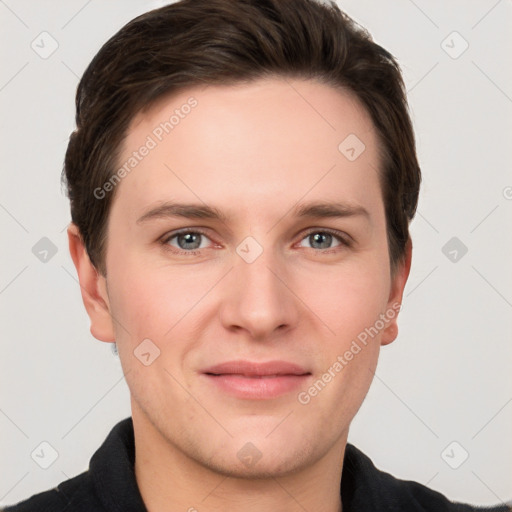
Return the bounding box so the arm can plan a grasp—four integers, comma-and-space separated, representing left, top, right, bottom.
201, 360, 312, 399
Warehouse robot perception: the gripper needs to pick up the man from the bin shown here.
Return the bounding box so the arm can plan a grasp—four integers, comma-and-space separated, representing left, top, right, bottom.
3, 0, 510, 510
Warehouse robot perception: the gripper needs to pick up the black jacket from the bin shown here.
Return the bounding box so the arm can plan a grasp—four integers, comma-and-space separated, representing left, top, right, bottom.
3, 417, 510, 512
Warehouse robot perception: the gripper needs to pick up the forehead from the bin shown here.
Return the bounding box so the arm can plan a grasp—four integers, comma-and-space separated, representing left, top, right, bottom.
113, 77, 382, 221
129, 77, 377, 152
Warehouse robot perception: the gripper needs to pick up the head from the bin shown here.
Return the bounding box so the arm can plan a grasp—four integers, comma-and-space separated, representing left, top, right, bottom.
66, 0, 419, 479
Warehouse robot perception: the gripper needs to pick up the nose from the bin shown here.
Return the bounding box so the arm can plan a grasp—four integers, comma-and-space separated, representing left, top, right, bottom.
218, 243, 300, 341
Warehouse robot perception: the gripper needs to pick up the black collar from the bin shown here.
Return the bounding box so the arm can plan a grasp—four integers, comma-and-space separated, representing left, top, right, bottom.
84, 417, 508, 512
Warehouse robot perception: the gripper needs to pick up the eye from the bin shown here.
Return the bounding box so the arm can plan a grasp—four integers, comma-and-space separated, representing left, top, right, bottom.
162, 229, 213, 253
298, 229, 349, 251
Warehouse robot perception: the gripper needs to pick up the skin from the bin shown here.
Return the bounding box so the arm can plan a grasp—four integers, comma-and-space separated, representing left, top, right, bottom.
69, 77, 411, 512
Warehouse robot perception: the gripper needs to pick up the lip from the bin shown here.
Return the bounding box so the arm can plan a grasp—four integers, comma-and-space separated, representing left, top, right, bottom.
201, 360, 312, 400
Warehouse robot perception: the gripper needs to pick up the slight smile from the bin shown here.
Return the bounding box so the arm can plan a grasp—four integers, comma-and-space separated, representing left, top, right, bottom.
201, 360, 312, 400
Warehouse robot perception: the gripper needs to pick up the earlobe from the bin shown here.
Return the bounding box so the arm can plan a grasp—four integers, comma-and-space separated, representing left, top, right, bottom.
381, 238, 412, 346
67, 223, 115, 342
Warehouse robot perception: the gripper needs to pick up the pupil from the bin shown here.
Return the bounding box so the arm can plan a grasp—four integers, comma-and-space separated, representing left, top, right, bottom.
311, 232, 332, 249
178, 233, 200, 250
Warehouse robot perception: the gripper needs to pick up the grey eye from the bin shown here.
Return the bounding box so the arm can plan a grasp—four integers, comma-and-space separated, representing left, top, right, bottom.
167, 231, 209, 251
300, 232, 341, 250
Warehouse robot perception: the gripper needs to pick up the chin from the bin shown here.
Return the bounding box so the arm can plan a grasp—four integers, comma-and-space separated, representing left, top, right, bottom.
203, 449, 311, 480
194, 431, 319, 480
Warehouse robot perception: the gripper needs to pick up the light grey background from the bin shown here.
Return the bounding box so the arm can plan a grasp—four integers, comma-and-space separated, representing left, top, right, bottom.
1, 0, 511, 507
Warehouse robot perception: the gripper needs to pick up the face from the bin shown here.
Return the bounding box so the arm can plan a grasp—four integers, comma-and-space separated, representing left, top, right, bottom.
72, 77, 409, 478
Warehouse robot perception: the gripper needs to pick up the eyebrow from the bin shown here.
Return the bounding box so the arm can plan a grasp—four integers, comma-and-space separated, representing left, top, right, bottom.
137, 203, 228, 224
136, 200, 369, 224
294, 201, 369, 220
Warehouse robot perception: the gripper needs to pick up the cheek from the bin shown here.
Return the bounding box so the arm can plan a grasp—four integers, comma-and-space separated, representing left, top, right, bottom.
296, 268, 386, 425
107, 258, 209, 343
295, 258, 391, 342
107, 264, 193, 406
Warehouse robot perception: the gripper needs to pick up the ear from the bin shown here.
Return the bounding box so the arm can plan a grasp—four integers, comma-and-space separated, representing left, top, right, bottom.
381, 238, 412, 346
67, 223, 115, 342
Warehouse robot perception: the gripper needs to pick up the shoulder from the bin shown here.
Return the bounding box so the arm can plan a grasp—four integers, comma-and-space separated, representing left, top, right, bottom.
1, 470, 102, 512
343, 444, 511, 512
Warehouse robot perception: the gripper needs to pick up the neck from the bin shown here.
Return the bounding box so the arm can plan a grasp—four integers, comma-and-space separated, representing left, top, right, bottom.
133, 411, 346, 512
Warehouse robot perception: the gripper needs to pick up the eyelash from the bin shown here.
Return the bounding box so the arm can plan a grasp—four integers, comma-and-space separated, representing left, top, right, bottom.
160, 227, 352, 256
160, 228, 215, 256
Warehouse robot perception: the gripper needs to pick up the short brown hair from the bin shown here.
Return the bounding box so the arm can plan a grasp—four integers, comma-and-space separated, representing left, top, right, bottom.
63, 0, 421, 275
